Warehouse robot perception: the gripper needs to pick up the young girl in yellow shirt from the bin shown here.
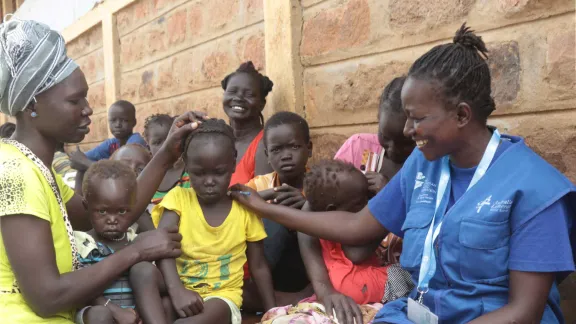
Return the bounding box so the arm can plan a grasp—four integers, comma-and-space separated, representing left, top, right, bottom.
130, 119, 275, 324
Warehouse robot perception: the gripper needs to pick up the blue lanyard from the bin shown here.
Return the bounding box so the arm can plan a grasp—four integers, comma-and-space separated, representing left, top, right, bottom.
416, 129, 501, 300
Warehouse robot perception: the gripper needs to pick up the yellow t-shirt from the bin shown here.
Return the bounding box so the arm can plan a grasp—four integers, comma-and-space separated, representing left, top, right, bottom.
151, 187, 266, 308
0, 143, 76, 323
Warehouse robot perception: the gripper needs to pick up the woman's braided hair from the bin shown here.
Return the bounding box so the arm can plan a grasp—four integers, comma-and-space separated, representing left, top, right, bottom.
221, 61, 274, 126
182, 118, 237, 161
379, 76, 406, 115
408, 23, 495, 122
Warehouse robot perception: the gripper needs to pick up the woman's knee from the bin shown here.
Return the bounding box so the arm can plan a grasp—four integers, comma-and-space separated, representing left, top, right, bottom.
83, 305, 113, 324
129, 261, 158, 284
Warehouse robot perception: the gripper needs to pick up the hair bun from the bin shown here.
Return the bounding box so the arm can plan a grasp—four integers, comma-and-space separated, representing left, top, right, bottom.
453, 23, 489, 58
238, 61, 256, 71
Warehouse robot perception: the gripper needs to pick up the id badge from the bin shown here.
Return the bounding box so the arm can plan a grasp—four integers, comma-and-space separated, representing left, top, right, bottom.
407, 298, 438, 324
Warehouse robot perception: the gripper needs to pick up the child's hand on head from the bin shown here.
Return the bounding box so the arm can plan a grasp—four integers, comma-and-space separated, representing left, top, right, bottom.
365, 171, 388, 195
161, 111, 209, 161
272, 184, 306, 209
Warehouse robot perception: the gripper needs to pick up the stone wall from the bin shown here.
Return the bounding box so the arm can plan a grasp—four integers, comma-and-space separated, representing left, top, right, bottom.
300, 0, 576, 179
66, 0, 575, 181
67, 24, 106, 151
71, 0, 265, 150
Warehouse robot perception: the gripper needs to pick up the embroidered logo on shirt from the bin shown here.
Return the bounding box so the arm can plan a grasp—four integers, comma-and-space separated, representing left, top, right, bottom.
476, 196, 513, 213
415, 172, 437, 205
490, 199, 513, 213
414, 172, 425, 189
476, 195, 492, 213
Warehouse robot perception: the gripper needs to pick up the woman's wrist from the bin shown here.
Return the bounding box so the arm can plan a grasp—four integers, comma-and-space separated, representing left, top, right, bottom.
121, 245, 143, 265
152, 147, 178, 171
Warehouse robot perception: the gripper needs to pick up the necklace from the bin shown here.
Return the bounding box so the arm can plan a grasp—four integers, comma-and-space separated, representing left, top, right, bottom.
111, 233, 126, 242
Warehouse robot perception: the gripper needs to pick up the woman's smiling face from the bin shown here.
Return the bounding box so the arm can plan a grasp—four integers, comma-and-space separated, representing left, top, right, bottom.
401, 77, 461, 162
222, 72, 265, 123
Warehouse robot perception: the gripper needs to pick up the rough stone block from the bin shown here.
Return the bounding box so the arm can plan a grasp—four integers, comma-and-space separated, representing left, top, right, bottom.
138, 69, 156, 101
188, 2, 203, 37
146, 22, 167, 58
545, 28, 575, 100
202, 51, 232, 82
301, 0, 370, 57
167, 7, 187, 46
389, 0, 475, 32
235, 31, 265, 71
76, 49, 105, 85
156, 56, 180, 99
206, 0, 241, 31
120, 71, 140, 104
245, 0, 264, 16
87, 82, 106, 114
304, 59, 411, 128
117, 0, 153, 35
490, 110, 576, 181
120, 32, 145, 68
309, 133, 349, 166
487, 41, 521, 108
90, 112, 110, 143
66, 24, 103, 60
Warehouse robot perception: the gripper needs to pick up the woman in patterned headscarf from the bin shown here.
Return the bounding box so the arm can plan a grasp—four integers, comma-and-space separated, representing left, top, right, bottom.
0, 19, 203, 323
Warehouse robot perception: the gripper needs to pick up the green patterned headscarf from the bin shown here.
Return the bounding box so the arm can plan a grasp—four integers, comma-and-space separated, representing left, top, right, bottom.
0, 19, 78, 116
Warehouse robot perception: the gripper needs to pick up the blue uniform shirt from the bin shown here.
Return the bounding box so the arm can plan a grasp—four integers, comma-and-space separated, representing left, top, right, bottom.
85, 132, 148, 161
369, 135, 575, 323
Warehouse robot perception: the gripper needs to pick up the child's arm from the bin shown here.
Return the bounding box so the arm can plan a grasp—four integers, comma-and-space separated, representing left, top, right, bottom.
157, 210, 204, 318
341, 240, 382, 265
298, 232, 363, 324
92, 296, 140, 324
246, 240, 276, 311
136, 211, 155, 233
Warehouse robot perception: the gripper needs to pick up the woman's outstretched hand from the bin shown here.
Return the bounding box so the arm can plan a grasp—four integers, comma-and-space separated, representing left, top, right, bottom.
130, 226, 182, 262
228, 184, 267, 213
160, 111, 208, 162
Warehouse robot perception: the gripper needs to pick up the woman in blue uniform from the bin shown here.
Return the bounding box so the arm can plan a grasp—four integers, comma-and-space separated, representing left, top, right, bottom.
229, 24, 576, 324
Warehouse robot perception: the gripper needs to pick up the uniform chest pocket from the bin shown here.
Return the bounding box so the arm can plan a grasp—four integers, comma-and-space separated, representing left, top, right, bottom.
400, 208, 434, 270
458, 218, 510, 283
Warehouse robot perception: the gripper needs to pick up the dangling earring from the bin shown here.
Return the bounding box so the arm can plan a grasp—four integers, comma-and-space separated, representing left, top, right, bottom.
30, 97, 38, 117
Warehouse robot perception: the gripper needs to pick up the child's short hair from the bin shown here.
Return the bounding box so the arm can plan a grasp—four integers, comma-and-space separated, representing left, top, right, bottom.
182, 118, 236, 160
263, 111, 310, 146
143, 113, 174, 140
304, 159, 366, 211
83, 160, 138, 198
111, 100, 136, 117
110, 143, 152, 160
